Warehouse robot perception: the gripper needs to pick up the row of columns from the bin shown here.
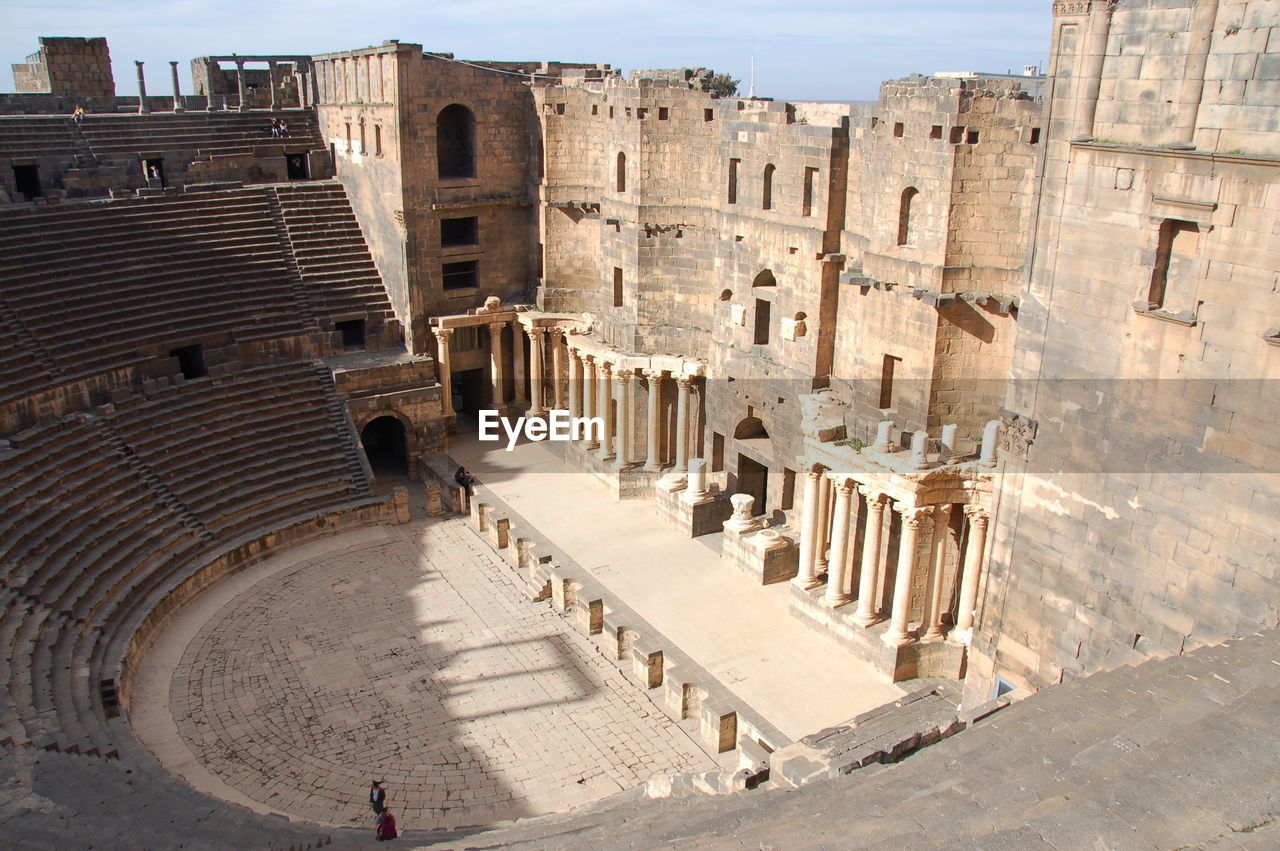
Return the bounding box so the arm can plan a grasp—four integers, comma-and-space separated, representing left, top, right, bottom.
431, 321, 698, 474
133, 60, 309, 114
793, 467, 989, 647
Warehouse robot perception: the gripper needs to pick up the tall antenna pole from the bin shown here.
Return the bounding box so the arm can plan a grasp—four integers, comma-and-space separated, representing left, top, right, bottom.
748, 40, 756, 98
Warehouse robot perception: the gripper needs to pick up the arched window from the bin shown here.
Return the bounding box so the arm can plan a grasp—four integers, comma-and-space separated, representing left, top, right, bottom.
616, 152, 626, 192
762, 163, 775, 210
437, 104, 476, 178
897, 186, 919, 246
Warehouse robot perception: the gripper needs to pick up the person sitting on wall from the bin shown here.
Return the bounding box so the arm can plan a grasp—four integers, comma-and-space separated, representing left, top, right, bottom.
278, 120, 290, 138
71, 105, 85, 124
454, 465, 476, 495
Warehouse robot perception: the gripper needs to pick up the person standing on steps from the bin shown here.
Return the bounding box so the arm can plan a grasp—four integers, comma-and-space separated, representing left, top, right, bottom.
370, 779, 387, 815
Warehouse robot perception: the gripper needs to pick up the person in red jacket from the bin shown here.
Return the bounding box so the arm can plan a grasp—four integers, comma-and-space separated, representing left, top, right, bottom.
376, 809, 398, 841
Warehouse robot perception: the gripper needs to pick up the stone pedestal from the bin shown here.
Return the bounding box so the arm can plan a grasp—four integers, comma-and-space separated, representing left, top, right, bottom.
722, 525, 798, 585
654, 476, 730, 537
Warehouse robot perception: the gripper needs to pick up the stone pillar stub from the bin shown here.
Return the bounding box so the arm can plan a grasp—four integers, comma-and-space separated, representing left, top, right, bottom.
169, 61, 184, 112
433, 327, 455, 418
135, 61, 150, 114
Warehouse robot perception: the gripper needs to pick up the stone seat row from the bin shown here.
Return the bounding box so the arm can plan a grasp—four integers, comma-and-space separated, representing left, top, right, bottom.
0, 366, 373, 758
0, 204, 277, 250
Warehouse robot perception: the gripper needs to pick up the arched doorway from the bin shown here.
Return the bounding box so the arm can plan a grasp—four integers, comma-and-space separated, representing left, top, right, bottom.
361, 415, 408, 476
437, 103, 476, 179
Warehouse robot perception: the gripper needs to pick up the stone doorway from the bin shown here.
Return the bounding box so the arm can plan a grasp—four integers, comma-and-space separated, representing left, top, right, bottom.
286, 153, 309, 180
11, 164, 39, 201
452, 367, 487, 415
737, 454, 768, 516
361, 415, 408, 476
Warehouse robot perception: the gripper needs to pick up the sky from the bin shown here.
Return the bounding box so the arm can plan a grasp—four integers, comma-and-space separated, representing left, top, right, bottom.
0, 0, 1049, 103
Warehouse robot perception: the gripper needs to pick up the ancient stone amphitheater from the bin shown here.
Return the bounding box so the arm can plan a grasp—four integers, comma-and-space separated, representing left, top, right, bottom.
2, 3, 1279, 847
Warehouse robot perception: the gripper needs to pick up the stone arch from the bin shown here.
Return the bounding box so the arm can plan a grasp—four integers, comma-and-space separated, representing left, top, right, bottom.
359, 412, 410, 476
437, 103, 476, 179
733, 416, 768, 440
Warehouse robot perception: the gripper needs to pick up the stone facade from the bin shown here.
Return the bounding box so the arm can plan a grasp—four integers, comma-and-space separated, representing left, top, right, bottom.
11, 37, 114, 99
966, 0, 1280, 702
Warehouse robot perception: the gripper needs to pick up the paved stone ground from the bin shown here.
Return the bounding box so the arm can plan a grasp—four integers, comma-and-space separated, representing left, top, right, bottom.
412, 627, 1280, 849
166, 517, 716, 830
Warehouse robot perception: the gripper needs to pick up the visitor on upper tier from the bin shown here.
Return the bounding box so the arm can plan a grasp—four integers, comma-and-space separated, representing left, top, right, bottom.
369, 779, 386, 815
71, 105, 84, 124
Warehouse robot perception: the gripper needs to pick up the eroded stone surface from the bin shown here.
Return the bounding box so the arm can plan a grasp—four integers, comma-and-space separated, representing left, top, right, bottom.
168, 517, 715, 829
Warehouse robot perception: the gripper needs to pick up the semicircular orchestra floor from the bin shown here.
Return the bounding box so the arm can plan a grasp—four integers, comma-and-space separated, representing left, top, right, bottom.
138, 517, 717, 830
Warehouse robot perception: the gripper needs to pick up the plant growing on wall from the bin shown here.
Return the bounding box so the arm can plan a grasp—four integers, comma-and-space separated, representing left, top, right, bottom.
703, 73, 740, 98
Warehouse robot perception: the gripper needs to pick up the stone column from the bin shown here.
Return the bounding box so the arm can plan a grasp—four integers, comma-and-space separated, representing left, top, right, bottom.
432, 328, 455, 418
674, 375, 692, 475
169, 61, 184, 112
824, 477, 855, 607
488, 321, 506, 410
512, 324, 528, 407
598, 362, 615, 459
551, 329, 566, 409
793, 467, 823, 589
528, 327, 545, 416
615, 368, 634, 467
235, 59, 248, 112
853, 490, 887, 626
921, 504, 953, 641
883, 506, 929, 647
953, 506, 989, 638
582, 356, 598, 449
268, 60, 278, 111
815, 475, 832, 576
567, 349, 582, 419
135, 61, 151, 115
643, 369, 664, 471
684, 458, 708, 501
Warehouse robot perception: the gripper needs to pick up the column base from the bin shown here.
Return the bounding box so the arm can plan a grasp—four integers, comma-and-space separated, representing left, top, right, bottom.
881, 629, 917, 648
791, 575, 825, 591
948, 627, 974, 646
920, 627, 948, 643
823, 593, 853, 608
851, 610, 884, 628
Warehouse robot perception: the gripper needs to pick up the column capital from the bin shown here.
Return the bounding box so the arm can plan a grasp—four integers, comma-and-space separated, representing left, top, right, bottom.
828, 475, 856, 496
432, 326, 454, 340
616, 367, 635, 379
804, 466, 824, 482
549, 326, 566, 340
529, 325, 546, 339
964, 503, 989, 524
895, 504, 933, 527
487, 320, 507, 332
856, 484, 886, 506
642, 368, 665, 381
598, 360, 613, 376
675, 374, 694, 388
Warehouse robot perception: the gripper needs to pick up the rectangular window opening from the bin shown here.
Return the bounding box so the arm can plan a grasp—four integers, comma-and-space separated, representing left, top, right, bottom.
612, 267, 624, 307
704, 108, 714, 122
555, 102, 565, 115
893, 122, 904, 138
802, 167, 818, 217
949, 126, 964, 144
1147, 219, 1200, 311
754, 299, 771, 346
1029, 127, 1042, 145
930, 124, 943, 140
442, 259, 478, 291
374, 125, 383, 156
591, 104, 599, 115
878, 354, 900, 410
966, 129, 980, 144
440, 216, 479, 247
658, 106, 669, 120
728, 158, 740, 205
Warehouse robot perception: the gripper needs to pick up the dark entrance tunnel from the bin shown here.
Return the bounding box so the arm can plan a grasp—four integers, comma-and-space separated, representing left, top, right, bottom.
361, 415, 408, 476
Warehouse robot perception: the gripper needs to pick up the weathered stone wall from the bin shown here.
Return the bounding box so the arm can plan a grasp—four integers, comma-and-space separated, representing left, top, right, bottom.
10, 37, 114, 98
318, 42, 540, 355
968, 0, 1280, 702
